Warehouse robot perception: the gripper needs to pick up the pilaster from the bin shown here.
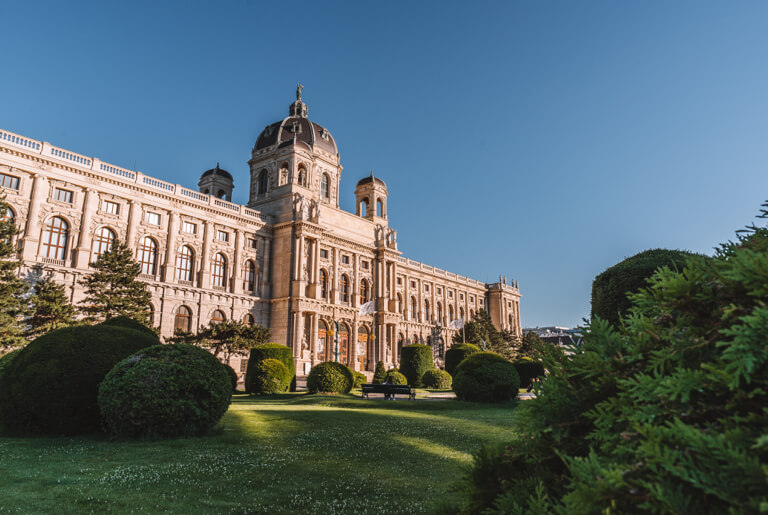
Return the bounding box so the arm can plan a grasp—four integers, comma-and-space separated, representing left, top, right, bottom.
21, 173, 47, 262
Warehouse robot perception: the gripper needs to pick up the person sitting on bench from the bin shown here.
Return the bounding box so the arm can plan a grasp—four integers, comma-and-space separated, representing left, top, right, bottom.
384, 375, 394, 400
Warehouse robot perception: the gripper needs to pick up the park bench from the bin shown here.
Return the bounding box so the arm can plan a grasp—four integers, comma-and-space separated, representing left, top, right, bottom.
361, 383, 416, 400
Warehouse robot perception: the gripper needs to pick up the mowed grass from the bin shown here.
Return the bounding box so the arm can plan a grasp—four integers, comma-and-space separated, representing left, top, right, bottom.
0, 394, 517, 514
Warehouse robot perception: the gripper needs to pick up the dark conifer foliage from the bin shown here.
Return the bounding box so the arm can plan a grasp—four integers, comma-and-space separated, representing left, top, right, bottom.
0, 197, 28, 349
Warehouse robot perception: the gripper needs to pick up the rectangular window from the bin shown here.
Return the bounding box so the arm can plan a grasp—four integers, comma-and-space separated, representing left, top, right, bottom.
424, 285, 430, 292
341, 255, 350, 264
410, 280, 416, 289
247, 237, 257, 249
320, 249, 328, 259
217, 230, 229, 242
102, 200, 119, 215
362, 261, 369, 270
437, 287, 442, 295
0, 173, 20, 190
145, 212, 160, 225
54, 188, 73, 203
479, 299, 484, 306
449, 291, 453, 298
182, 221, 197, 234
397, 277, 403, 285
239, 359, 248, 373
460, 293, 464, 301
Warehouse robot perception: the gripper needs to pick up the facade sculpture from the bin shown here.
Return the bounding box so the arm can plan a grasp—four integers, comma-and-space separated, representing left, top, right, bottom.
0, 92, 521, 377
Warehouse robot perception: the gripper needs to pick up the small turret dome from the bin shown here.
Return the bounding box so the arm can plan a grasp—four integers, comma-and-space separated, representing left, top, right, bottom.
201, 163, 233, 181
356, 172, 386, 189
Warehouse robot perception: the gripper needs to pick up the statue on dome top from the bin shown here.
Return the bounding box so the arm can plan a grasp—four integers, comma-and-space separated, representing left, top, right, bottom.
296, 83, 303, 101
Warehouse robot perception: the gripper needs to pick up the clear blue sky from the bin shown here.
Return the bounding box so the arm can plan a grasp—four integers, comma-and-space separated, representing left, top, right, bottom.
3, 1, 768, 328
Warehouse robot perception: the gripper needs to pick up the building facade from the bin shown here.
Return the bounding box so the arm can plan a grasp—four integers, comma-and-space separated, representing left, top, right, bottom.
0, 91, 521, 377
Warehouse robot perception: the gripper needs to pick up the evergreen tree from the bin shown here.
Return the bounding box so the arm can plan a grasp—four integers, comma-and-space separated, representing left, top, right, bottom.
372, 361, 387, 383
452, 310, 516, 358
26, 277, 77, 338
0, 197, 29, 349
168, 320, 270, 360
517, 330, 541, 359
79, 240, 152, 324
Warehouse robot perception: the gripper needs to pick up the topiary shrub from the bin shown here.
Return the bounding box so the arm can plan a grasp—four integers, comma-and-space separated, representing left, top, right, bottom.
100, 315, 158, 340
247, 358, 290, 394
591, 248, 697, 326
307, 362, 354, 394
372, 361, 386, 383
353, 371, 367, 389
0, 324, 156, 435
399, 344, 434, 386
0, 349, 21, 381
453, 352, 519, 402
445, 343, 481, 376
245, 343, 296, 394
422, 369, 452, 389
98, 344, 232, 438
384, 369, 407, 385
513, 358, 545, 389
223, 363, 238, 392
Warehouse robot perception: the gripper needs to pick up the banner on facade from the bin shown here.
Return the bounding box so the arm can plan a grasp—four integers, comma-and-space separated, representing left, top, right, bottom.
449, 318, 465, 330
359, 300, 375, 316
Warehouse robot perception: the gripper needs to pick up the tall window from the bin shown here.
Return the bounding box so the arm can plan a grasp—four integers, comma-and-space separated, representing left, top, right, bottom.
297, 166, 307, 186
175, 305, 192, 332
397, 293, 403, 315
320, 269, 328, 299
437, 302, 443, 324
41, 216, 69, 260
321, 173, 330, 199
211, 310, 225, 324
92, 227, 115, 258
376, 199, 383, 217
449, 305, 454, 321
360, 279, 369, 304
424, 300, 431, 322
212, 253, 227, 288
176, 245, 194, 282
340, 274, 349, 303
257, 169, 268, 195
410, 296, 417, 320
242, 260, 256, 292
138, 237, 157, 275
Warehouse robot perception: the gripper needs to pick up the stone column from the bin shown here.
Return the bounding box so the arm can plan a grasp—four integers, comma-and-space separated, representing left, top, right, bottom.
21, 173, 48, 262
125, 200, 139, 248
162, 211, 178, 282
74, 188, 98, 269
199, 220, 212, 287
312, 238, 320, 284
310, 313, 319, 365
232, 229, 242, 294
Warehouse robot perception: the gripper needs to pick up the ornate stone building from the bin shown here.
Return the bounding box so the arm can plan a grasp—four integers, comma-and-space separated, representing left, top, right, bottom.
0, 90, 521, 377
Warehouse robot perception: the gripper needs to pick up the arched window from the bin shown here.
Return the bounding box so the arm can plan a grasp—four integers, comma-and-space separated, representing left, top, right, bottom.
138, 237, 157, 276
257, 169, 268, 195
321, 173, 330, 199
297, 166, 307, 186
175, 305, 192, 332
212, 253, 227, 288
41, 216, 69, 260
92, 227, 115, 259
410, 296, 417, 320
176, 245, 194, 282
360, 279, 369, 304
242, 260, 256, 292
211, 309, 226, 324
424, 300, 431, 322
243, 313, 255, 326
360, 197, 368, 217
2, 207, 15, 244
376, 199, 383, 217
217, 190, 225, 199
340, 274, 350, 303
437, 302, 443, 324
320, 269, 328, 299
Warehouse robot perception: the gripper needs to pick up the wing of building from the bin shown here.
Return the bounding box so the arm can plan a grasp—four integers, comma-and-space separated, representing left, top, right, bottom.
0, 92, 521, 377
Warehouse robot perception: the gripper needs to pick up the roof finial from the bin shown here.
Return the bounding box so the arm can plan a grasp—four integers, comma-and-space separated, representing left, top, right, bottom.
370, 171, 374, 178
216, 162, 220, 170
296, 83, 303, 101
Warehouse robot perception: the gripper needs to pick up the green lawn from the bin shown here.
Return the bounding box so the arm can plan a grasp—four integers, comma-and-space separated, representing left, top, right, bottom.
0, 394, 517, 514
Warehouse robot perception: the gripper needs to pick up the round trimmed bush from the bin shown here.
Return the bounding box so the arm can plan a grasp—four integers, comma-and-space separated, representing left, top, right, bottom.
513, 358, 545, 389
399, 344, 434, 386
245, 343, 296, 393
422, 369, 452, 389
98, 344, 232, 438
101, 316, 158, 340
353, 371, 367, 389
453, 352, 520, 402
248, 358, 291, 394
0, 323, 157, 435
445, 343, 481, 377
384, 369, 407, 385
372, 361, 386, 383
223, 363, 238, 392
307, 362, 354, 394
0, 349, 21, 380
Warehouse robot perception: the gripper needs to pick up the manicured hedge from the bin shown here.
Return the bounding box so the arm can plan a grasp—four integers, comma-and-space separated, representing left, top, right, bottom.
98, 344, 232, 438
384, 370, 407, 385
101, 315, 158, 340
513, 358, 545, 389
245, 343, 295, 394
372, 361, 387, 383
223, 363, 238, 392
453, 352, 519, 402
247, 358, 291, 394
0, 349, 21, 381
307, 362, 354, 394
422, 369, 452, 389
0, 323, 156, 435
445, 343, 481, 376
353, 371, 367, 389
399, 344, 434, 387
591, 248, 696, 326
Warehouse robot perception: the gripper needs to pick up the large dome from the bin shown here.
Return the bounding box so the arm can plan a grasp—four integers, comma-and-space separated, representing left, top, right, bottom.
253, 98, 338, 155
